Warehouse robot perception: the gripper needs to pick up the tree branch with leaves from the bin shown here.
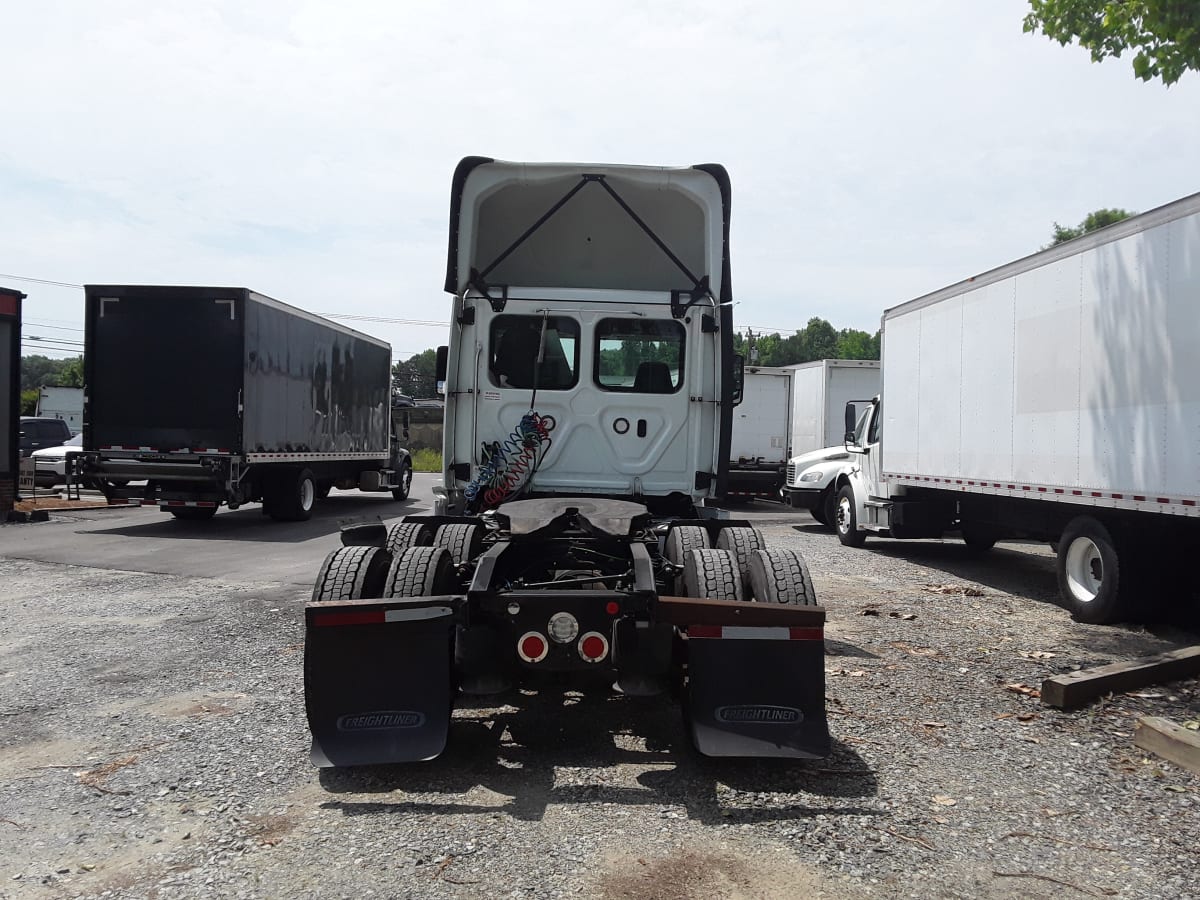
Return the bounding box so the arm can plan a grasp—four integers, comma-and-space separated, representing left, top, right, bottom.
1024, 1, 1200, 85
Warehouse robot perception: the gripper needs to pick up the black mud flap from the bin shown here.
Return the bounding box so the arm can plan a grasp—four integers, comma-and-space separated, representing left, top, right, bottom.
304, 598, 457, 767
685, 624, 830, 759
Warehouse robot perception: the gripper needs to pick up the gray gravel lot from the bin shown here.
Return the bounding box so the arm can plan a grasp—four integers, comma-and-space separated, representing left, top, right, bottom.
1, 505, 1198, 899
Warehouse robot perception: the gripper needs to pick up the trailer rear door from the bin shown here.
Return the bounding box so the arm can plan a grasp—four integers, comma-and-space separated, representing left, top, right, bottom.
85, 287, 244, 453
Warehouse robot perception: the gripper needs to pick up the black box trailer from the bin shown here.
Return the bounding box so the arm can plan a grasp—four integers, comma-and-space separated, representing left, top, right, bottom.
77, 285, 412, 521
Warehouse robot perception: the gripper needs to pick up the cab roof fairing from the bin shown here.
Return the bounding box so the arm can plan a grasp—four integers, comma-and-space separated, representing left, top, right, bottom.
444, 158, 732, 305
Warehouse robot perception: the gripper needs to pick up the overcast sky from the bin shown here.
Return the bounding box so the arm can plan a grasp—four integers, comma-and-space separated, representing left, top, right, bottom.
3, 0, 1198, 362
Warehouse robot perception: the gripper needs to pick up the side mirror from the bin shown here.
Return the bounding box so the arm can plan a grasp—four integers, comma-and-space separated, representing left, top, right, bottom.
435, 345, 448, 395
844, 402, 857, 444
730, 354, 745, 406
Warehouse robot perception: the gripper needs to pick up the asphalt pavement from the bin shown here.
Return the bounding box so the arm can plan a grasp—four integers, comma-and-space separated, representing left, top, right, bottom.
0, 474, 814, 586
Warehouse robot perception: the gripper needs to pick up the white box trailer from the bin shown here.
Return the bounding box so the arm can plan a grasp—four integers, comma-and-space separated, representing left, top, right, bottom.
787, 359, 880, 455
726, 365, 792, 497
835, 191, 1200, 624
37, 386, 83, 435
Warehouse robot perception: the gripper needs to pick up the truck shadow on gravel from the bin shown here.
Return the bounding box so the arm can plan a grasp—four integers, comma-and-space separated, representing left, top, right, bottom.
86, 496, 419, 544
316, 691, 880, 824
854, 539, 1200, 637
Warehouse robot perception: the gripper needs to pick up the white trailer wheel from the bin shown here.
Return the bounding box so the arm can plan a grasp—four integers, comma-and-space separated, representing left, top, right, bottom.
1056, 516, 1130, 624
681, 548, 743, 602
747, 548, 817, 606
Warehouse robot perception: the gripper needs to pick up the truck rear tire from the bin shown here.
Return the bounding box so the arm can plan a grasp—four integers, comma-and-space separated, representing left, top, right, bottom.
715, 526, 765, 594
434, 523, 482, 565
681, 548, 743, 602
269, 468, 316, 522
169, 506, 218, 521
392, 460, 413, 502
386, 520, 436, 555
747, 548, 817, 606
1057, 516, 1132, 624
383, 546, 457, 598
664, 525, 710, 565
835, 485, 867, 548
311, 546, 391, 602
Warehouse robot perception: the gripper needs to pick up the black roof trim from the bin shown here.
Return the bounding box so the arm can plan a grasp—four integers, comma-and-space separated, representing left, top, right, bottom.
444, 156, 496, 294
691, 163, 732, 304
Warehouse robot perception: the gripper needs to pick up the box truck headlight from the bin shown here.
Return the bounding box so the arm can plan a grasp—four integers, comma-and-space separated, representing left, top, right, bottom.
799, 470, 823, 482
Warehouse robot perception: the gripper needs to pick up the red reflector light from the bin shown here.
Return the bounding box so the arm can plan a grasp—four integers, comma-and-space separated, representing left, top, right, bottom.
577, 632, 609, 663
605, 601, 620, 615
313, 610, 386, 627
517, 631, 549, 663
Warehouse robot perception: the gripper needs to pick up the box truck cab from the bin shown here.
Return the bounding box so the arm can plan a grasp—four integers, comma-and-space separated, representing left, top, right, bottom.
833, 191, 1200, 625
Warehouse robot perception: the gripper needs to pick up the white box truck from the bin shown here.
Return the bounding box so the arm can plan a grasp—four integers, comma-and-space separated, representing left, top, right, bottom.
834, 192, 1200, 624
37, 386, 83, 435
780, 359, 880, 524
726, 365, 793, 498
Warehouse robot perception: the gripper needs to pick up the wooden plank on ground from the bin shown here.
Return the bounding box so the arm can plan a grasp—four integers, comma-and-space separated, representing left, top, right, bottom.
1040, 645, 1200, 709
1134, 716, 1200, 776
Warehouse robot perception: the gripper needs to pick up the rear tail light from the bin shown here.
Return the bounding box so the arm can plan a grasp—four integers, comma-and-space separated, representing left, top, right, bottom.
517, 632, 549, 663
547, 612, 579, 644
577, 632, 609, 663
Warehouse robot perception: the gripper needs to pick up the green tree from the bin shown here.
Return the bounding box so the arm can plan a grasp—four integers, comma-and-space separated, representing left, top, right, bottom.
392, 349, 439, 399
58, 356, 84, 388
1024, 1, 1200, 85
800, 317, 839, 362
1048, 207, 1134, 246
835, 328, 881, 360
20, 388, 39, 416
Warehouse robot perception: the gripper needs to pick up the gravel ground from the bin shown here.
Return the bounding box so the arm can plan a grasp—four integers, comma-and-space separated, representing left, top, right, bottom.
1, 515, 1199, 899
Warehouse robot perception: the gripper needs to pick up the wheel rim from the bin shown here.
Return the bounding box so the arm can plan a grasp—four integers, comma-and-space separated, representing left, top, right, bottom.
300, 477, 315, 511
403, 466, 412, 493
836, 497, 852, 535
1064, 536, 1103, 604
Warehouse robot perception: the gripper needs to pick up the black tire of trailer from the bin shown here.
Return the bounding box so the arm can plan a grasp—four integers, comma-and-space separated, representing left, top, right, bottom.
715, 526, 765, 595
1056, 516, 1133, 624
748, 548, 817, 606
383, 546, 458, 598
169, 506, 218, 521
385, 520, 435, 555
268, 468, 317, 522
664, 524, 711, 566
433, 523, 483, 565
835, 485, 867, 548
681, 548, 744, 602
961, 523, 999, 554
392, 459, 413, 502
311, 545, 391, 602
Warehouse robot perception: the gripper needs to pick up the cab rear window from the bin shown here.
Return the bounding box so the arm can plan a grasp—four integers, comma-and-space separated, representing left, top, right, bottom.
489, 315, 579, 390
594, 319, 685, 393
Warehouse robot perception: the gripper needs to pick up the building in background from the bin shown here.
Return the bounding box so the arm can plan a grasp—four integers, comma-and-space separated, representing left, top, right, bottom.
0, 287, 26, 515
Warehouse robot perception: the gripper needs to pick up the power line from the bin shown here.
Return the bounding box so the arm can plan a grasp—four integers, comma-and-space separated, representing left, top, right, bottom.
0, 273, 84, 289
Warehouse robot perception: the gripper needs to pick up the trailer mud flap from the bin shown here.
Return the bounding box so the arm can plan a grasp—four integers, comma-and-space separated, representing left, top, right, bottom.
304, 599, 456, 767
685, 625, 830, 759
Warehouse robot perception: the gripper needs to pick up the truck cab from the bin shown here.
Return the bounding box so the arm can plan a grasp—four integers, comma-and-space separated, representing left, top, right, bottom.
435, 159, 739, 516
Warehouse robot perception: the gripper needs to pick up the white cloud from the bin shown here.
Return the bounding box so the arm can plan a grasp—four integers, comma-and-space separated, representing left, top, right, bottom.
2, 0, 1198, 356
